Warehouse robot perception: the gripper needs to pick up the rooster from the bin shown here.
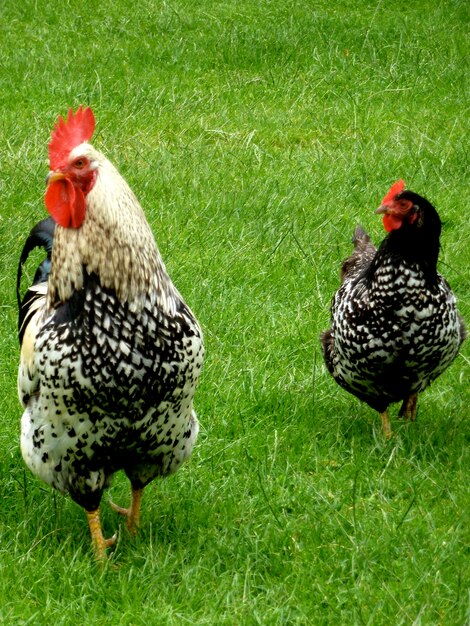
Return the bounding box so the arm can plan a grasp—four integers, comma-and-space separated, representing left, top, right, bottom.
321, 180, 466, 437
17, 106, 204, 560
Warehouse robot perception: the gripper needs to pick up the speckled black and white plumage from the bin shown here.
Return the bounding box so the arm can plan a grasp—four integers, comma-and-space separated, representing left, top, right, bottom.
19, 266, 203, 512
321, 190, 466, 428
18, 138, 204, 528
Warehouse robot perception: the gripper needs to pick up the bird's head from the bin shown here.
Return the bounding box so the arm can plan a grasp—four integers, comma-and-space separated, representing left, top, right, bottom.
375, 179, 441, 235
375, 179, 419, 232
45, 106, 100, 228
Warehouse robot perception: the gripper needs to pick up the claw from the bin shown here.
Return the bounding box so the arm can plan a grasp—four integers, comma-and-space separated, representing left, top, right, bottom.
105, 532, 118, 547
109, 501, 129, 517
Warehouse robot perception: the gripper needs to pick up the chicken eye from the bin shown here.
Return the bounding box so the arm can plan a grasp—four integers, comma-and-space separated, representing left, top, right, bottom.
73, 158, 87, 169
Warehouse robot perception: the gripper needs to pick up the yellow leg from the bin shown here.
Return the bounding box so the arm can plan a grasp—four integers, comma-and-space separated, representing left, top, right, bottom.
405, 393, 418, 422
110, 487, 143, 535
401, 393, 418, 421
380, 410, 392, 439
85, 507, 116, 561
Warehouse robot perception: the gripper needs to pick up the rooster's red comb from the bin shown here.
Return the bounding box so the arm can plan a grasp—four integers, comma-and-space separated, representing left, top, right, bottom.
48, 106, 95, 170
381, 179, 406, 205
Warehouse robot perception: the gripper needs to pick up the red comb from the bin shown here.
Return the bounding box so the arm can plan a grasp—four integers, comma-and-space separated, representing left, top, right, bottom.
381, 179, 406, 205
48, 106, 95, 170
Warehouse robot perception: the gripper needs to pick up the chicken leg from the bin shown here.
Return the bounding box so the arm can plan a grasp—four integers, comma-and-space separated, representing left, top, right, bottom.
380, 410, 392, 439
86, 508, 117, 561
398, 393, 418, 421
110, 486, 143, 535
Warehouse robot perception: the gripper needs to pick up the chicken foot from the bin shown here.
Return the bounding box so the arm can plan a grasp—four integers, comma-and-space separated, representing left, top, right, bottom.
86, 508, 117, 562
379, 410, 392, 439
398, 393, 418, 421
109, 486, 143, 535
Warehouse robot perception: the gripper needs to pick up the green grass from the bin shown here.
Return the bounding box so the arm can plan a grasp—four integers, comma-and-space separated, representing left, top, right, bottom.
0, 0, 469, 624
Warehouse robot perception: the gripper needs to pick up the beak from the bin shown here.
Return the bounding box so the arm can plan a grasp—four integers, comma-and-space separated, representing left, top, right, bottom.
46, 171, 66, 185
375, 204, 389, 215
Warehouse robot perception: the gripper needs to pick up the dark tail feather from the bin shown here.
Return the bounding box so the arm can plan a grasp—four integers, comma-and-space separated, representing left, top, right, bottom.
351, 225, 370, 248
17, 217, 56, 309
17, 218, 56, 343
340, 225, 376, 282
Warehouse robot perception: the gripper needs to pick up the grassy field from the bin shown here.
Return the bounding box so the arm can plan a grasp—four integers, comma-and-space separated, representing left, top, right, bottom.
0, 0, 469, 624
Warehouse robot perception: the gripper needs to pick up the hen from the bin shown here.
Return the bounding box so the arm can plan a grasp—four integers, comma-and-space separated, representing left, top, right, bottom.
321, 180, 466, 437
17, 107, 204, 560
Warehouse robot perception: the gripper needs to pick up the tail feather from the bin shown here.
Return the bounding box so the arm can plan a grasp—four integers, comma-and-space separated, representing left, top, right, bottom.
351, 225, 370, 247
17, 217, 56, 345
340, 224, 376, 282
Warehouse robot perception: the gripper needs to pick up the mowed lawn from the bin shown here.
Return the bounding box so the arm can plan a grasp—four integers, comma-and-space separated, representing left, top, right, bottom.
0, 1, 468, 624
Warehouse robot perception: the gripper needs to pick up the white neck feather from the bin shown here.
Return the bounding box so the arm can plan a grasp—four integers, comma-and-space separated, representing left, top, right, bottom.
47, 154, 179, 315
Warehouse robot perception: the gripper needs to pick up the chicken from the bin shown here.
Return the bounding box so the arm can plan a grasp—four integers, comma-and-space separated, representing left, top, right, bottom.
321, 180, 466, 438
17, 106, 204, 560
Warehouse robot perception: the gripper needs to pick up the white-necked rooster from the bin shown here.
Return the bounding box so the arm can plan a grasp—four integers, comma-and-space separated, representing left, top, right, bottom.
17, 107, 204, 560
321, 180, 466, 437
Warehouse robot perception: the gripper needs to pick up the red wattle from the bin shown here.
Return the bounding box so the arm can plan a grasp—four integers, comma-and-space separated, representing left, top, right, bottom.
70, 186, 86, 228
45, 178, 86, 228
382, 213, 403, 232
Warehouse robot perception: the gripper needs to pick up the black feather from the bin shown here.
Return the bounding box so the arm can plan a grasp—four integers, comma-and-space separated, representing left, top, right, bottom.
17, 217, 56, 344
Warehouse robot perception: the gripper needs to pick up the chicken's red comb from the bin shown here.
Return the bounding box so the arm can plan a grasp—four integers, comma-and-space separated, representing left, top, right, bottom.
48, 106, 95, 170
381, 179, 406, 205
